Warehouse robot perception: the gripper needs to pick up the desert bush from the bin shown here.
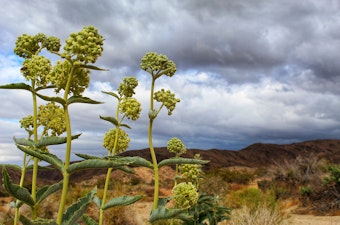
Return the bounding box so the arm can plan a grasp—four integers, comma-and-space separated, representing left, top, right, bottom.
226, 203, 288, 225
205, 168, 255, 185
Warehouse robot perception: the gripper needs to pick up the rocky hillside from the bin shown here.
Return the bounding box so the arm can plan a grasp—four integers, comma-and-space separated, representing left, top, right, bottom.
1, 139, 340, 196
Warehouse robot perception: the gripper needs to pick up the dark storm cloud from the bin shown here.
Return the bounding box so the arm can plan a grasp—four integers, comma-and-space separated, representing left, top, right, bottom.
1, 0, 340, 164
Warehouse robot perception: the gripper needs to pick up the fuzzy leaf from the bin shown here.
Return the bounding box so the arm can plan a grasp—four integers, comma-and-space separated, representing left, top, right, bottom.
158, 158, 210, 168
120, 123, 131, 129
101, 91, 119, 99
16, 145, 64, 171
106, 156, 153, 169
81, 214, 98, 225
158, 197, 172, 207
99, 115, 118, 126
149, 207, 191, 223
35, 92, 66, 105
79, 64, 108, 71
93, 196, 102, 208
67, 158, 133, 174
0, 82, 31, 91
35, 134, 81, 148
102, 195, 143, 210
13, 137, 34, 147
2, 167, 35, 206
75, 153, 102, 160
36, 181, 63, 204
67, 96, 103, 105
62, 187, 97, 225
19, 215, 57, 225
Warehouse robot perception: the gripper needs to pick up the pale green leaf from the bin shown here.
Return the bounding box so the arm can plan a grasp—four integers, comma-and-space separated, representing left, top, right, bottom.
16, 145, 64, 171
35, 92, 66, 105
35, 134, 81, 148
67, 159, 132, 174
149, 207, 191, 223
0, 82, 31, 91
19, 215, 57, 225
158, 158, 210, 168
81, 214, 98, 225
75, 153, 102, 160
67, 96, 103, 105
101, 91, 119, 99
13, 137, 34, 147
99, 115, 118, 126
93, 196, 102, 208
120, 123, 131, 129
2, 167, 35, 206
79, 64, 108, 71
36, 181, 63, 204
105, 156, 153, 169
62, 187, 97, 225
102, 195, 143, 210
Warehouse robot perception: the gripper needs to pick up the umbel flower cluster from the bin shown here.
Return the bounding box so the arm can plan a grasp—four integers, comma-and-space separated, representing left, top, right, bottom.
140, 52, 176, 77
172, 182, 199, 209
167, 137, 186, 155
154, 89, 180, 115
103, 128, 130, 154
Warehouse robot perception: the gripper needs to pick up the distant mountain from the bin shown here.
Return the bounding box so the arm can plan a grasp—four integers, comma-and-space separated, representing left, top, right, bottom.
121, 139, 340, 169
1, 139, 340, 196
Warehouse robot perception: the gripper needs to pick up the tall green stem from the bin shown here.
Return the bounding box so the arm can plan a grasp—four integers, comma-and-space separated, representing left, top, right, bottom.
14, 154, 28, 225
31, 81, 39, 219
99, 99, 120, 225
149, 78, 159, 210
56, 64, 74, 225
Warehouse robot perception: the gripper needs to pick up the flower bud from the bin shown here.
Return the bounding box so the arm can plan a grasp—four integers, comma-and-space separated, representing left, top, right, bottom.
172, 182, 198, 209
167, 137, 186, 155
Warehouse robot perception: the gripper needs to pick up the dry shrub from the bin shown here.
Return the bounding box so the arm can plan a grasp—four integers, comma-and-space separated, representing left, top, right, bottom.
226, 203, 289, 225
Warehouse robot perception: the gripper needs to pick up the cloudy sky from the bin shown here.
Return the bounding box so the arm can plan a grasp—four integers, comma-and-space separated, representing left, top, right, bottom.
1, 0, 340, 165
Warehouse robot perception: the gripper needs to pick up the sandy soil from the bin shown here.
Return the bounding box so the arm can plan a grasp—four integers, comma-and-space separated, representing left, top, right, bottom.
288, 215, 340, 225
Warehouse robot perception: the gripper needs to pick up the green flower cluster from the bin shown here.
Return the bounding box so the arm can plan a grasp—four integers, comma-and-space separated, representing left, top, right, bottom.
103, 128, 130, 154
140, 52, 176, 77
38, 102, 66, 136
180, 163, 202, 181
167, 137, 186, 155
154, 89, 180, 115
63, 26, 104, 64
119, 97, 142, 121
50, 60, 90, 95
20, 115, 34, 134
172, 182, 199, 209
117, 77, 139, 98
21, 55, 52, 86
14, 33, 61, 58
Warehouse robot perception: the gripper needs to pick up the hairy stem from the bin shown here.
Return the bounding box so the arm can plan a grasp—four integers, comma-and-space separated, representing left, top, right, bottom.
99, 99, 121, 225
149, 78, 159, 210
56, 64, 74, 225
31, 81, 38, 219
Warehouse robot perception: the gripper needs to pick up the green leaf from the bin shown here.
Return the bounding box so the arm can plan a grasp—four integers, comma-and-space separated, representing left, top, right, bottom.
62, 187, 97, 225
0, 82, 31, 91
35, 134, 82, 148
120, 123, 132, 129
19, 215, 57, 225
158, 197, 172, 207
67, 158, 133, 174
81, 214, 98, 225
75, 153, 102, 160
102, 195, 143, 210
79, 64, 108, 71
158, 157, 210, 168
67, 96, 103, 105
99, 115, 118, 126
2, 167, 35, 206
149, 207, 191, 223
93, 196, 102, 208
35, 92, 66, 105
13, 137, 34, 147
105, 156, 153, 169
36, 181, 63, 204
16, 145, 64, 171
102, 91, 119, 100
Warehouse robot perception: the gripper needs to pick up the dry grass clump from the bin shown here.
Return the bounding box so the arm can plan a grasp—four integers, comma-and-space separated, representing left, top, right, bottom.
226, 203, 289, 225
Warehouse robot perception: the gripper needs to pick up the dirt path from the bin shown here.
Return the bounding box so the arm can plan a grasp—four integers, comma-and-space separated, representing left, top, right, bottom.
289, 215, 340, 225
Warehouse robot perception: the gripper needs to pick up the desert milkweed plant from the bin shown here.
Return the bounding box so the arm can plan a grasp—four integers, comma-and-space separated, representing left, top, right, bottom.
0, 27, 212, 224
